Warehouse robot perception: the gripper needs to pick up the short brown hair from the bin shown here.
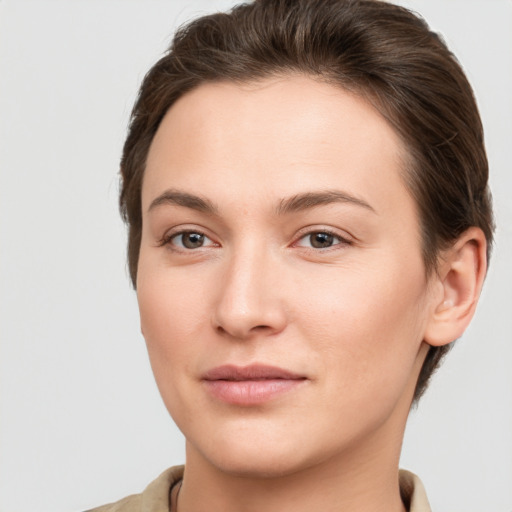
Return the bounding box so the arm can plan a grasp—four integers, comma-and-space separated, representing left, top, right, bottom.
119, 0, 494, 402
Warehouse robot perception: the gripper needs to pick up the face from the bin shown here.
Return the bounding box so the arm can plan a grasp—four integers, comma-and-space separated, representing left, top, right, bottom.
137, 76, 436, 477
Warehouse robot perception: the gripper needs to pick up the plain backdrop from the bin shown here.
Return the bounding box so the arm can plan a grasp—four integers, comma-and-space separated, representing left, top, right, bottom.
0, 1, 511, 511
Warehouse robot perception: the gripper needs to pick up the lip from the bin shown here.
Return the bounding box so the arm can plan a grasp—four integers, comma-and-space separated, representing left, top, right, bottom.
202, 364, 307, 405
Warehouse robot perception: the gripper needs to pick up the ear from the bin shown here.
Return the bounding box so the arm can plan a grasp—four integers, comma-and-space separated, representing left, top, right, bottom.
424, 227, 488, 347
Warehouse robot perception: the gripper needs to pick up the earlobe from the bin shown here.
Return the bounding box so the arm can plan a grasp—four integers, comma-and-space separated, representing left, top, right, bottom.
424, 227, 487, 347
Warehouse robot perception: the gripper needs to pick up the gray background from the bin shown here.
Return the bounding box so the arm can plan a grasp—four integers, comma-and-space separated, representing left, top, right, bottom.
1, 1, 511, 511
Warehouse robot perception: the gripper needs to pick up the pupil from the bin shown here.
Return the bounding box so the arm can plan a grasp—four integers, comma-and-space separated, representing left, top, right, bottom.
311, 232, 333, 248
183, 232, 204, 249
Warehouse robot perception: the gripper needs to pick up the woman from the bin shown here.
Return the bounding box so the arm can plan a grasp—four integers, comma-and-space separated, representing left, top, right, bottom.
83, 1, 494, 510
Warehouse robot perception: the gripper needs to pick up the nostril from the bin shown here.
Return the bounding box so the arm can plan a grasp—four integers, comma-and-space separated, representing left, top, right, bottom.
253, 325, 270, 331
214, 322, 273, 339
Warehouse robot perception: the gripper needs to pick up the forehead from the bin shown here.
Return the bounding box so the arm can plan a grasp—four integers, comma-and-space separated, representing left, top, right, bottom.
143, 75, 412, 218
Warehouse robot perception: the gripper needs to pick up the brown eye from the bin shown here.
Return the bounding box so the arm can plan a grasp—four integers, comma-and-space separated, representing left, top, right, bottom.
309, 232, 335, 248
295, 230, 349, 250
172, 231, 207, 249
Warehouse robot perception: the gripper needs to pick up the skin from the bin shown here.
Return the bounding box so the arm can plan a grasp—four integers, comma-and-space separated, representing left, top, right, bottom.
137, 76, 486, 512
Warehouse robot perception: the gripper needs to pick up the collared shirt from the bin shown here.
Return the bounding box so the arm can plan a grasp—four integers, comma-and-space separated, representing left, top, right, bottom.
86, 466, 432, 512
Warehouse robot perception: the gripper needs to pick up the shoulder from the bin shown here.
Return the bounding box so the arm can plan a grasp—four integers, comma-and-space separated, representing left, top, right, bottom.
84, 493, 142, 512
399, 469, 432, 512
85, 466, 184, 512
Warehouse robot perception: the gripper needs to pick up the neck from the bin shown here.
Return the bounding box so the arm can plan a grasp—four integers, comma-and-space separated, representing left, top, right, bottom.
178, 420, 408, 512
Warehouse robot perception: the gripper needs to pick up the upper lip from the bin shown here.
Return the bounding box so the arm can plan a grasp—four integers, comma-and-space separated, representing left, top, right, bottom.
202, 364, 305, 381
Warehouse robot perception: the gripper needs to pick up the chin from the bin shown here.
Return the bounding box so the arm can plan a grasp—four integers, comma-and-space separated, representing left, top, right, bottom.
187, 421, 336, 480
205, 447, 312, 479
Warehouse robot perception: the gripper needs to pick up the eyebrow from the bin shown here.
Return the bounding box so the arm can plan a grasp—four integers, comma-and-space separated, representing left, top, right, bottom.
147, 188, 375, 216
276, 190, 376, 215
148, 189, 219, 214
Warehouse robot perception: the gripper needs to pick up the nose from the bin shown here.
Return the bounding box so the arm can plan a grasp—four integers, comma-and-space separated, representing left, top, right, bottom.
212, 245, 287, 340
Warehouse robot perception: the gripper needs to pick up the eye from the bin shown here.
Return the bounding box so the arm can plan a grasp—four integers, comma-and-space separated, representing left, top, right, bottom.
296, 231, 348, 249
168, 231, 215, 250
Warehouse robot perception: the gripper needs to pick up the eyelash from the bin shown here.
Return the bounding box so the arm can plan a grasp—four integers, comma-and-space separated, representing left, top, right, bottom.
158, 228, 352, 252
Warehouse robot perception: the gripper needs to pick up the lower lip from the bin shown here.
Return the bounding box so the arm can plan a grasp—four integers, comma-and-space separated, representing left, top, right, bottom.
203, 379, 305, 405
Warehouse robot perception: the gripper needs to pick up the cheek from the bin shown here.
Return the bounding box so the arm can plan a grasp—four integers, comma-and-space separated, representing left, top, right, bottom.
138, 247, 211, 334
136, 259, 211, 388
136, 267, 212, 433
292, 259, 428, 401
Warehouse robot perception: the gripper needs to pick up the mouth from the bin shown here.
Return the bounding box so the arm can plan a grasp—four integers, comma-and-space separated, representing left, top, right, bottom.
202, 364, 307, 405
